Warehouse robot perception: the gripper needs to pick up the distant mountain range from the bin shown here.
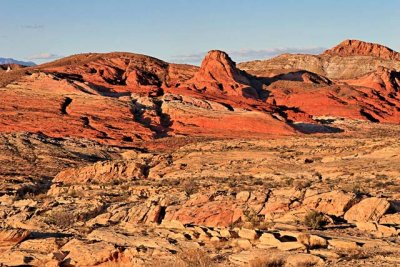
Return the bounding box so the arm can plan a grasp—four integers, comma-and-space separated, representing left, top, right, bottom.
0, 57, 36, 66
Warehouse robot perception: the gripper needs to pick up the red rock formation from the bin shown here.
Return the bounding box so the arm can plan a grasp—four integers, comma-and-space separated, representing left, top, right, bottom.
1, 43, 400, 145
345, 66, 400, 92
323, 39, 400, 60
186, 50, 259, 98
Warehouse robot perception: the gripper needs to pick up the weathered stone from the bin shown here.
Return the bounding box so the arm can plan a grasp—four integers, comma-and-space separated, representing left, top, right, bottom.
380, 213, 400, 225
375, 225, 397, 238
302, 190, 355, 216
160, 220, 185, 229
310, 249, 340, 259
296, 233, 328, 248
18, 238, 60, 254
236, 191, 251, 202
328, 239, 358, 249
259, 233, 281, 247
344, 197, 390, 222
54, 160, 145, 184
236, 239, 253, 249
277, 242, 306, 251
356, 221, 378, 232
286, 253, 324, 267
238, 228, 258, 240
61, 239, 118, 266
219, 229, 231, 238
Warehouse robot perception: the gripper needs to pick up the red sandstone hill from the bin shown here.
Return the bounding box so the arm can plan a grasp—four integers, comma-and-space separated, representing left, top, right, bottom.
323, 39, 400, 60
1, 40, 400, 145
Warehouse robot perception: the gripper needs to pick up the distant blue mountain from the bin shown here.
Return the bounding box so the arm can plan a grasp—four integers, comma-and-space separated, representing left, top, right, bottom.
0, 57, 36, 66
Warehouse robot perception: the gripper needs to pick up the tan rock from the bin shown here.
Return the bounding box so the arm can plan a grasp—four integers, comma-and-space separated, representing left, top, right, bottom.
238, 228, 258, 240
277, 242, 306, 251
236, 191, 251, 202
328, 239, 358, 249
54, 160, 145, 184
302, 190, 355, 216
18, 238, 60, 254
86, 213, 111, 227
259, 233, 281, 247
344, 197, 390, 222
219, 229, 231, 238
375, 225, 397, 238
61, 239, 119, 266
236, 239, 253, 249
286, 253, 324, 267
87, 228, 134, 247
310, 249, 340, 259
379, 213, 400, 225
0, 250, 50, 266
356, 222, 378, 232
210, 236, 220, 242
160, 220, 185, 229
13, 199, 37, 208
296, 233, 328, 248
207, 229, 221, 237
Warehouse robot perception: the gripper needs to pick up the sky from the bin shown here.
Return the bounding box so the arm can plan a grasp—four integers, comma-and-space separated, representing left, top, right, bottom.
1, 0, 399, 65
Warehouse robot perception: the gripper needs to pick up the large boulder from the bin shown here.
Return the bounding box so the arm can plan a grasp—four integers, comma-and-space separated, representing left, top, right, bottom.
302, 190, 356, 216
344, 197, 390, 222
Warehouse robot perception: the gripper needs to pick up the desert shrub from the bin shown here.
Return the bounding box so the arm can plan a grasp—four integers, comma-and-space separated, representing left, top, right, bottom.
283, 177, 294, 186
45, 210, 76, 228
294, 180, 312, 190
182, 180, 199, 196
169, 248, 216, 267
342, 183, 367, 195
243, 208, 266, 229
304, 210, 325, 230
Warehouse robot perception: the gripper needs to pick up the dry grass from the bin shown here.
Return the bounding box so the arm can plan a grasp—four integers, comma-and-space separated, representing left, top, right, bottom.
152, 249, 216, 267
249, 256, 285, 267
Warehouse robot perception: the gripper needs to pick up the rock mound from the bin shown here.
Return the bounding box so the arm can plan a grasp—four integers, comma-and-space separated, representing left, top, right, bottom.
323, 39, 400, 60
187, 50, 259, 98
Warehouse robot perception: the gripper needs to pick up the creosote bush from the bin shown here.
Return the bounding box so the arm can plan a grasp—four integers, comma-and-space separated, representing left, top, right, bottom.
304, 210, 325, 230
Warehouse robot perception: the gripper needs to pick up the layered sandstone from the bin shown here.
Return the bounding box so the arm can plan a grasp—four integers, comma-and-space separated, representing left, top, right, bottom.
239, 40, 400, 79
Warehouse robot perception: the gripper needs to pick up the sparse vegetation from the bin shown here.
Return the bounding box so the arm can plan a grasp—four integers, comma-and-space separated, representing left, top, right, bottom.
182, 179, 199, 195
173, 248, 216, 267
45, 210, 76, 228
304, 210, 326, 230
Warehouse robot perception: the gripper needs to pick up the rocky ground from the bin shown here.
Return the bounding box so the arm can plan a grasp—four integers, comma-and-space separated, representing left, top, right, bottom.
0, 120, 399, 266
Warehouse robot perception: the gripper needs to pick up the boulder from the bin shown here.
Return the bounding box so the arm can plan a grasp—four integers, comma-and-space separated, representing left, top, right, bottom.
328, 239, 358, 249
61, 239, 119, 266
259, 233, 281, 247
379, 213, 400, 225
238, 228, 258, 240
278, 242, 306, 251
344, 197, 390, 222
286, 253, 324, 267
302, 190, 355, 216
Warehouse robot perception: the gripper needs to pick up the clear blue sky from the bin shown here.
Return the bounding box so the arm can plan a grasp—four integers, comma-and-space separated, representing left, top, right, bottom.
1, 0, 399, 64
